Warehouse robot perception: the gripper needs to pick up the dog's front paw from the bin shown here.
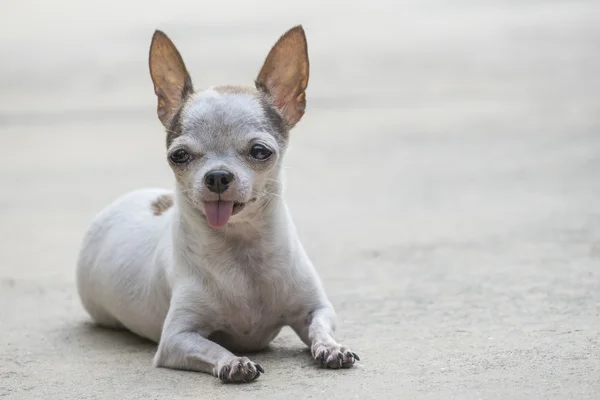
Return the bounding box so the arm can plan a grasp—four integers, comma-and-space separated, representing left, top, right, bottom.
217, 357, 264, 383
311, 343, 360, 369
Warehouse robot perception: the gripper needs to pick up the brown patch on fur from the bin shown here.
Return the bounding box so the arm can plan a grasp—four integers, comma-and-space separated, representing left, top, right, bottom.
213, 85, 259, 96
151, 193, 174, 216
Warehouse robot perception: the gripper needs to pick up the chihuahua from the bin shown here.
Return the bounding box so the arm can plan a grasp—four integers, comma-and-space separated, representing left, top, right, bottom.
76, 26, 359, 383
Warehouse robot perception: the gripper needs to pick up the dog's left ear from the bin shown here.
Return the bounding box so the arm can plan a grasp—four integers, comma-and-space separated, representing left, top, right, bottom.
256, 25, 309, 129
149, 30, 193, 127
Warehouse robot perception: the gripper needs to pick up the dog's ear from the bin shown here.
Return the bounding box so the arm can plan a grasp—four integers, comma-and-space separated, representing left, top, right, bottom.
256, 25, 309, 129
149, 30, 193, 127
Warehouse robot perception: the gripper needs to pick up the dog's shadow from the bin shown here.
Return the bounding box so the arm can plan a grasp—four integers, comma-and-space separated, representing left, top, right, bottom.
73, 322, 156, 354
73, 321, 310, 366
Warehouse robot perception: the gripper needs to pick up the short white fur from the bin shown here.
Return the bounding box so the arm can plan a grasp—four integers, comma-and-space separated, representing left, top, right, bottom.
76, 25, 359, 383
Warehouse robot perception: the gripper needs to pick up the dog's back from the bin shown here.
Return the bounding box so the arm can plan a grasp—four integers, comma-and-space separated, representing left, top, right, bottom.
76, 188, 173, 341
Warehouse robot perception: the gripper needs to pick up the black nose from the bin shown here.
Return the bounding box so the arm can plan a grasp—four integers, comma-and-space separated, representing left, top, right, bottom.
204, 170, 234, 194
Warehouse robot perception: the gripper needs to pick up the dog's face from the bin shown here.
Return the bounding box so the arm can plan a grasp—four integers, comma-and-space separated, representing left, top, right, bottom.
149, 27, 309, 228
165, 86, 287, 228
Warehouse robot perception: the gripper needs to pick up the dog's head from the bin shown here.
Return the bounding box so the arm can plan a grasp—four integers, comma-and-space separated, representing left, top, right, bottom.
148, 26, 309, 228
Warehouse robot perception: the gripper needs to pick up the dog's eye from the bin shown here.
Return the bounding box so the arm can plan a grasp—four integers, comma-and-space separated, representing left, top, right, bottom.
169, 149, 191, 164
249, 144, 272, 160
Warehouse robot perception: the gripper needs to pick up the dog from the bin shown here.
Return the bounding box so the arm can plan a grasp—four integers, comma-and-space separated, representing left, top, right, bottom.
76, 25, 359, 383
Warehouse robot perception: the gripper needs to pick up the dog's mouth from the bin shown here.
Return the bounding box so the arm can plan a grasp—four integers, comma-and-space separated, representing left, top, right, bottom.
203, 198, 257, 228
232, 201, 246, 215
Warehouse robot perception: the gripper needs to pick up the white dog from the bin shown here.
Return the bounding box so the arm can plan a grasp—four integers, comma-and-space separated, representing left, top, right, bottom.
76, 25, 359, 383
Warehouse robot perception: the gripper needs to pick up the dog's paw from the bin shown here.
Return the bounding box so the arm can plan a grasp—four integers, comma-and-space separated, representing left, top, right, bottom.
311, 343, 360, 369
217, 357, 264, 383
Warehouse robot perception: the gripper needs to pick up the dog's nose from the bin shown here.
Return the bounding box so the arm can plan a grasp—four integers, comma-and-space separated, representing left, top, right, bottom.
204, 170, 234, 194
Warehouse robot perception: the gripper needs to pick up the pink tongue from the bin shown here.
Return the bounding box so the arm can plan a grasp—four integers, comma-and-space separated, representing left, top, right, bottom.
204, 201, 234, 228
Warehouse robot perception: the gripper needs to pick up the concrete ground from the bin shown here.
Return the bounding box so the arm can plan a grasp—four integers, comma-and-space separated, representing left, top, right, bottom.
1, 0, 599, 398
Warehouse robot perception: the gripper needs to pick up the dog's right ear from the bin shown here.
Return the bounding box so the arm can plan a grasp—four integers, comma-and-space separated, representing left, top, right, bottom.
149, 30, 193, 127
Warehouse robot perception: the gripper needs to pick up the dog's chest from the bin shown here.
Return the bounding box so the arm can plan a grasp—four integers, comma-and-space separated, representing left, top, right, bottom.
203, 241, 293, 350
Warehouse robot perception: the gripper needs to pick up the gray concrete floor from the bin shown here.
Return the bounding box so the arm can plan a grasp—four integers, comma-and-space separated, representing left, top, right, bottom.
1, 0, 599, 399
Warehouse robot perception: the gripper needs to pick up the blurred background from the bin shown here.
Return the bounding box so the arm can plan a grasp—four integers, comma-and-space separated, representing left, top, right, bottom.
1, 0, 599, 399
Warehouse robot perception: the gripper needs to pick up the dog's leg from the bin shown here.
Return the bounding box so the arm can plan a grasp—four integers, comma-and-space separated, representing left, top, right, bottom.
291, 305, 360, 369
153, 298, 264, 383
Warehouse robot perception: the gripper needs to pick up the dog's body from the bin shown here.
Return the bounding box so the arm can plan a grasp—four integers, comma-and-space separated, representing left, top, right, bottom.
76, 26, 358, 383
77, 186, 325, 350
